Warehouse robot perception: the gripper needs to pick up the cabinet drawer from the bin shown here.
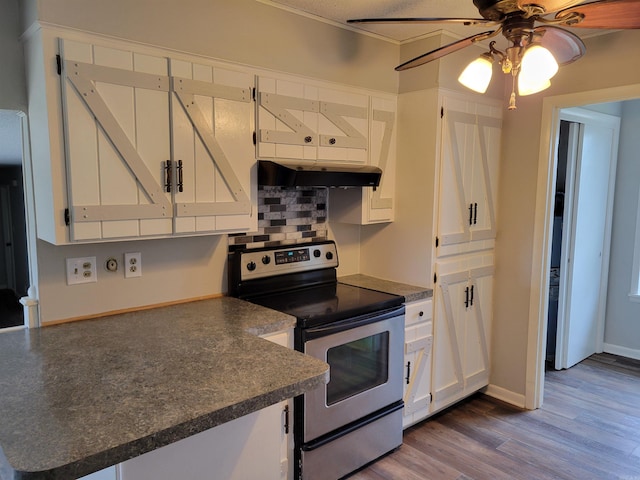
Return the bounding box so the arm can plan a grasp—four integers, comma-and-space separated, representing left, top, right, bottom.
404, 299, 432, 327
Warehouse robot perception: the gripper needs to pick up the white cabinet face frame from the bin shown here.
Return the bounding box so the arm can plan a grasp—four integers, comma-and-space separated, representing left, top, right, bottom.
59, 39, 255, 241
436, 96, 502, 253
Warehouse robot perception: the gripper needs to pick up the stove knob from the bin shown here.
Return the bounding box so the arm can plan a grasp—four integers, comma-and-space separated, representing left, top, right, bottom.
326, 251, 334, 260
313, 249, 321, 258
247, 261, 257, 271
262, 255, 271, 265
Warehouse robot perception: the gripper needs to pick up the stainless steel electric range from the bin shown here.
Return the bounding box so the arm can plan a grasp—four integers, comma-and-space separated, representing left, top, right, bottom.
229, 240, 405, 480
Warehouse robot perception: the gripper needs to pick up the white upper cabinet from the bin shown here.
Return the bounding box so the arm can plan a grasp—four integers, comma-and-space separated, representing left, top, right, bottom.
26, 29, 256, 244
60, 39, 174, 240
328, 94, 397, 224
169, 58, 254, 235
256, 76, 368, 163
436, 94, 502, 256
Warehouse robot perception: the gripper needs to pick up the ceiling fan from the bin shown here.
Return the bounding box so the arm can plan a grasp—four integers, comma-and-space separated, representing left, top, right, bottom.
348, 0, 640, 109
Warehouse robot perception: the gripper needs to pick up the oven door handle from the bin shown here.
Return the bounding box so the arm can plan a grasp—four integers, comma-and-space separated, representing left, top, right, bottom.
303, 305, 405, 340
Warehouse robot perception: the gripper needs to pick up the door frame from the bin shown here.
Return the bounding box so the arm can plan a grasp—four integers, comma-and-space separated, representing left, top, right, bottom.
525, 84, 640, 410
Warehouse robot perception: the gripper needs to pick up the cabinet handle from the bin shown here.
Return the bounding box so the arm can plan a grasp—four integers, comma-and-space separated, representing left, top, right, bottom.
473, 202, 478, 225
164, 160, 172, 193
177, 159, 184, 193
406, 361, 411, 384
283, 405, 290, 434
470, 285, 474, 306
469, 203, 473, 226
465, 286, 470, 308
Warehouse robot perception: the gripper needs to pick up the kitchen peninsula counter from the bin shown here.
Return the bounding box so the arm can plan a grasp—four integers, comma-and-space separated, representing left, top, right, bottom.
0, 297, 329, 480
339, 274, 432, 303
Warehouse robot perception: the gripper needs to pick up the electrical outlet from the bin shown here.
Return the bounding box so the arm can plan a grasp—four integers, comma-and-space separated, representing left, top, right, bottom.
124, 252, 142, 278
66, 257, 97, 285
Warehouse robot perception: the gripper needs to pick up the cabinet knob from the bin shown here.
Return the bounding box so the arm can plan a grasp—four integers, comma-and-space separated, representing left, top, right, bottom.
304, 136, 312, 143
329, 137, 336, 145
419, 311, 424, 317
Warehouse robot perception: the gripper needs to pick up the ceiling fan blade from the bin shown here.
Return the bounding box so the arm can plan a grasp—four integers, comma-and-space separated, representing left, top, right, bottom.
395, 31, 497, 71
556, 0, 640, 28
517, 0, 584, 14
347, 17, 496, 27
532, 26, 586, 65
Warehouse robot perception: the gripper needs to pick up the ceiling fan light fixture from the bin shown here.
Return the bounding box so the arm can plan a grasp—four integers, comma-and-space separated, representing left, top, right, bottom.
518, 75, 551, 96
458, 53, 494, 93
521, 45, 559, 81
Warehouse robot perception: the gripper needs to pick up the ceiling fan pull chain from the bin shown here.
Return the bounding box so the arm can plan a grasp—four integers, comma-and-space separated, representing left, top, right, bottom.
508, 74, 518, 110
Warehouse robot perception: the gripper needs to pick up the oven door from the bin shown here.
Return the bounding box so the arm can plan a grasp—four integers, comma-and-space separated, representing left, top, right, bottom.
302, 306, 404, 442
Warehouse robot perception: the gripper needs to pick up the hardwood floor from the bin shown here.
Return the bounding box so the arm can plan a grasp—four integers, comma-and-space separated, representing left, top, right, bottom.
350, 354, 640, 480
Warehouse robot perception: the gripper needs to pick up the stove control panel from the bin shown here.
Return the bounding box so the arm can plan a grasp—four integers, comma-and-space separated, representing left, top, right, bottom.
236, 241, 338, 280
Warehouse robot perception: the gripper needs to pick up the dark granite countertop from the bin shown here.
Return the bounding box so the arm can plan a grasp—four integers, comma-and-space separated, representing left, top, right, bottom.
339, 274, 432, 303
0, 297, 329, 480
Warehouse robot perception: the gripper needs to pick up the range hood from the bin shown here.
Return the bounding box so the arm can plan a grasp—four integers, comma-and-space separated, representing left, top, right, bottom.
258, 160, 381, 188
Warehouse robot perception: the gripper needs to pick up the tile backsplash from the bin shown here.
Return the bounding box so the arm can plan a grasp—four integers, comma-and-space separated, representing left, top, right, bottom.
228, 186, 328, 251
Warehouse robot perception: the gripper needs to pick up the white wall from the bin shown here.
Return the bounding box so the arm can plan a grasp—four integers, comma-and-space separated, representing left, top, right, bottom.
0, 0, 26, 112
17, 0, 398, 323
604, 99, 640, 358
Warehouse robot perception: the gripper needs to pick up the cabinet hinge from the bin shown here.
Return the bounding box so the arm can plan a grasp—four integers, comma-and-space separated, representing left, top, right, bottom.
56, 55, 62, 76
435, 236, 439, 248
440, 106, 444, 118
434, 272, 437, 284
64, 208, 70, 226
252, 131, 256, 145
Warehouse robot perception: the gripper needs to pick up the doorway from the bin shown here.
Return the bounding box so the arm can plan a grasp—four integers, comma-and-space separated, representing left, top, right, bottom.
0, 110, 29, 329
545, 107, 620, 370
527, 84, 640, 410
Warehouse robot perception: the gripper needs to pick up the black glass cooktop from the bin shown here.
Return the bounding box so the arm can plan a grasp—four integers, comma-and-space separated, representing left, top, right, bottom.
248, 282, 404, 329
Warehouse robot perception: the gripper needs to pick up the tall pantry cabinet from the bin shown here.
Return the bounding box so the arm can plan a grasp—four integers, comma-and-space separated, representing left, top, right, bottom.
431, 92, 502, 413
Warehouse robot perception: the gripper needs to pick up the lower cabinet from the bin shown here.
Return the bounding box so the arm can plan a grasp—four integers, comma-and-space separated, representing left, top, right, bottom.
432, 254, 494, 413
402, 299, 433, 429
85, 329, 293, 480
118, 403, 285, 480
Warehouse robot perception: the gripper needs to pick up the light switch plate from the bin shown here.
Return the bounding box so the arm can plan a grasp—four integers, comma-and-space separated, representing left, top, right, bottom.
66, 257, 97, 285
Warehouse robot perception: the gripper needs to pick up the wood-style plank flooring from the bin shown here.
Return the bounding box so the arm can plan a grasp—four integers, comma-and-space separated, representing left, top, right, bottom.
350, 353, 640, 480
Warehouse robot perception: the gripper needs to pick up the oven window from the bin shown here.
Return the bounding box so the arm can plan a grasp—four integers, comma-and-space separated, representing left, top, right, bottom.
326, 332, 389, 405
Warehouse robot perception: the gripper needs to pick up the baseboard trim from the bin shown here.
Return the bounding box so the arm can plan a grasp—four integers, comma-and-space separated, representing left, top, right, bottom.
603, 343, 640, 361
484, 384, 527, 409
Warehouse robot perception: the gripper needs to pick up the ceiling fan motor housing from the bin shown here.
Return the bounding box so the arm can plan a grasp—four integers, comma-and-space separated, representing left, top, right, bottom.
474, 0, 527, 20
503, 14, 537, 44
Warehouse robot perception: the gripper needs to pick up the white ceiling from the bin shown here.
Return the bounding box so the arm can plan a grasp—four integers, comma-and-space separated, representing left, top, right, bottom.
263, 0, 486, 42
261, 0, 613, 42
0, 111, 22, 166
